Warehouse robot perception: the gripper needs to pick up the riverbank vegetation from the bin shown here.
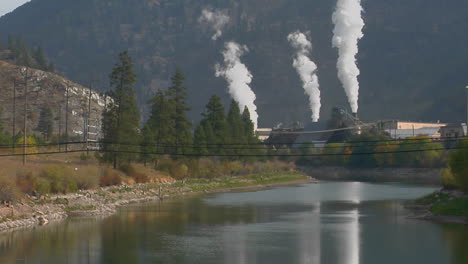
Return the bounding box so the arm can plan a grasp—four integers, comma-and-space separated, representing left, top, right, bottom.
412, 139, 468, 221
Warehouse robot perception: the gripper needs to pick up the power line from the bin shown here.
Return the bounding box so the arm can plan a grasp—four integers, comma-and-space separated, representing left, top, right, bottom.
0, 144, 466, 158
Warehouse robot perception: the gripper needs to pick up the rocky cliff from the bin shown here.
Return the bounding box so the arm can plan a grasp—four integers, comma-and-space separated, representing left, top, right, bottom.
0, 61, 107, 140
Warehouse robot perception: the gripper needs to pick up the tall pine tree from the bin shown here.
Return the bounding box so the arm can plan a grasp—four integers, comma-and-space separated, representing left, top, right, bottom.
141, 89, 174, 165
101, 51, 140, 167
36, 106, 54, 141
195, 95, 227, 155
226, 100, 244, 156
166, 69, 192, 155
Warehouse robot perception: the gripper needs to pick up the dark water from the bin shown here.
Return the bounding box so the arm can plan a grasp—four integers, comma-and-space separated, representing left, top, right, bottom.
1, 182, 468, 264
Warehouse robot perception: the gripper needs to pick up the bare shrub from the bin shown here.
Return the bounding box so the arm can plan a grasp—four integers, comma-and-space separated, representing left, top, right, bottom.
73, 167, 100, 190
0, 175, 19, 203
100, 168, 123, 187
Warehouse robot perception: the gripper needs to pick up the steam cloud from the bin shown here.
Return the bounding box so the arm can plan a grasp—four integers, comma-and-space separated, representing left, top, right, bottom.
332, 0, 365, 114
288, 31, 321, 122
215, 42, 258, 129
199, 9, 230, 41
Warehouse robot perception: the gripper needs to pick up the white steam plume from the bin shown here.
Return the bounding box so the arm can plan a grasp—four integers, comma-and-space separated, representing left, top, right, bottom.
288, 31, 321, 122
215, 42, 258, 129
199, 9, 230, 41
332, 0, 364, 114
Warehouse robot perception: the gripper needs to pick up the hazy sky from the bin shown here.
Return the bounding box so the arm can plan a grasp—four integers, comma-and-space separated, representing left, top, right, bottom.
0, 0, 30, 17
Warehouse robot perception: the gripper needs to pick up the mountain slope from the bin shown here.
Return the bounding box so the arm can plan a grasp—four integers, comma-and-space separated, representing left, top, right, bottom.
0, 60, 107, 140
1, 0, 467, 126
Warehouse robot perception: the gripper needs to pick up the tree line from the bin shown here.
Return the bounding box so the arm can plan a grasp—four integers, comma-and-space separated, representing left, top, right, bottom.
0, 34, 54, 72
100, 51, 261, 168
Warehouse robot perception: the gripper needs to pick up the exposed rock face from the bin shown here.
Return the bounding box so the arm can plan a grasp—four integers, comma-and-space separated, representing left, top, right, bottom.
0, 61, 107, 141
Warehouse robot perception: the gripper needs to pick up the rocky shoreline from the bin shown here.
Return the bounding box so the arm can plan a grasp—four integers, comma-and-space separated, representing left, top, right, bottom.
0, 173, 313, 233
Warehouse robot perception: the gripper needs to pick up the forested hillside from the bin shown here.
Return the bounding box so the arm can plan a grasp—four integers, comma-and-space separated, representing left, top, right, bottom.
1, 0, 467, 126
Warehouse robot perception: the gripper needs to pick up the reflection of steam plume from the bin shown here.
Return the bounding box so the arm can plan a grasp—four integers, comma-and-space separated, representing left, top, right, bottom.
215, 42, 258, 129
332, 0, 365, 114
199, 9, 230, 41
288, 31, 321, 122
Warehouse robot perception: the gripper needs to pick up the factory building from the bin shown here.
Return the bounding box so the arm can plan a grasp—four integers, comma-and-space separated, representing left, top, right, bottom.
380, 120, 447, 139
439, 123, 467, 138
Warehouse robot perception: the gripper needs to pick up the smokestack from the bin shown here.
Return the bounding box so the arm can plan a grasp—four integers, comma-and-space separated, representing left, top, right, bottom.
352, 112, 358, 119
215, 42, 259, 129
287, 31, 322, 123
332, 0, 365, 114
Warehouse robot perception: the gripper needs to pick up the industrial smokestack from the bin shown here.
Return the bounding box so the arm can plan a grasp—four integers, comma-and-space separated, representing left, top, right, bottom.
287, 31, 321, 123
332, 0, 365, 114
215, 42, 259, 129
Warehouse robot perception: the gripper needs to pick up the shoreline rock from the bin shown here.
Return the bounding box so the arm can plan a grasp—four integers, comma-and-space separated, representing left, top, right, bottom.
0, 175, 313, 233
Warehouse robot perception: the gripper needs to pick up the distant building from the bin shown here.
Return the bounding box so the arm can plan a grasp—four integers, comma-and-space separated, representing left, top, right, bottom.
381, 121, 447, 130
439, 123, 467, 138
380, 120, 447, 139
256, 128, 272, 141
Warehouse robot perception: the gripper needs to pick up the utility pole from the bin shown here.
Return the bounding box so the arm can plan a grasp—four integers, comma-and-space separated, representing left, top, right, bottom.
86, 81, 93, 156
465, 86, 468, 127
12, 79, 16, 146
65, 82, 70, 152
58, 103, 62, 152
22, 69, 29, 165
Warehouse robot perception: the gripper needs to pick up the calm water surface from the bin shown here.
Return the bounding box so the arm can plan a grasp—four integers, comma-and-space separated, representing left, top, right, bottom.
1, 182, 467, 264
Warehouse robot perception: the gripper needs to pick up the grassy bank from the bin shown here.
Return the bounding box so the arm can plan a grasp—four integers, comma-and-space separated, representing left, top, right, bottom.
0, 170, 311, 232
415, 192, 468, 217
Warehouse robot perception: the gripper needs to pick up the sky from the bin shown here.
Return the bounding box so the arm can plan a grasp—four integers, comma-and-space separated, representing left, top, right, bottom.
0, 0, 30, 17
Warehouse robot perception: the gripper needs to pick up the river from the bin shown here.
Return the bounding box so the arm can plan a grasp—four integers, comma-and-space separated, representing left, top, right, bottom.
1, 182, 467, 264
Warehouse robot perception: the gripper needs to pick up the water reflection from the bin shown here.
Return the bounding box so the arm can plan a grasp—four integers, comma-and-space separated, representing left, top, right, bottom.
0, 182, 466, 264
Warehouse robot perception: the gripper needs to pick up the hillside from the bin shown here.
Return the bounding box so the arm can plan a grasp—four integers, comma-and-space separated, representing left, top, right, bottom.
0, 60, 107, 140
0, 0, 467, 126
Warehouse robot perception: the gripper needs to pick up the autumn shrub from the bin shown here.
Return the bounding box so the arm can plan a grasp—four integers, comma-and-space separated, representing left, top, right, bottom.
16, 171, 38, 195
441, 168, 458, 189
99, 168, 123, 187
222, 161, 244, 176
449, 140, 468, 191
0, 174, 20, 203
73, 167, 100, 190
40, 165, 77, 194
35, 178, 51, 197
119, 164, 137, 176
119, 164, 149, 183
170, 164, 189, 180
133, 172, 150, 183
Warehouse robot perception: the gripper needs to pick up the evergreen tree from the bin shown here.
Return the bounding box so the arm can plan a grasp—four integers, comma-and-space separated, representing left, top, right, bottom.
227, 100, 243, 141
101, 51, 140, 167
7, 34, 14, 51
166, 68, 192, 155
241, 106, 257, 143
48, 62, 55, 72
193, 123, 208, 155
141, 89, 174, 164
0, 106, 4, 133
33, 46, 49, 71
36, 106, 54, 141
226, 100, 244, 155
202, 95, 227, 150
15, 36, 31, 66
140, 125, 154, 166
241, 106, 262, 158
